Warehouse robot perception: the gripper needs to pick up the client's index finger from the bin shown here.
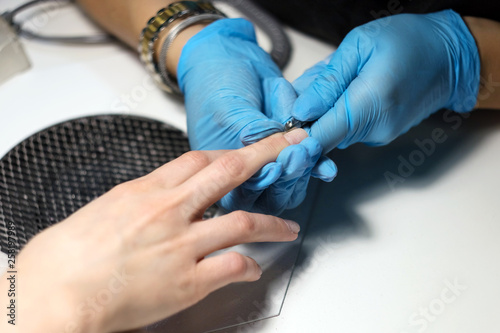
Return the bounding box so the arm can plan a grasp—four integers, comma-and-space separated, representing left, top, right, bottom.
181, 129, 308, 217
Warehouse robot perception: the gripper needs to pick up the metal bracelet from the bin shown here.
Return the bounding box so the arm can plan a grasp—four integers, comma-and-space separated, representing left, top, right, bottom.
158, 13, 225, 95
138, 1, 224, 94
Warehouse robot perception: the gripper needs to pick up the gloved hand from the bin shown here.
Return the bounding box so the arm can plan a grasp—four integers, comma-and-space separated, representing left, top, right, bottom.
178, 18, 284, 151
178, 18, 337, 215
221, 77, 337, 215
292, 10, 480, 153
221, 134, 337, 214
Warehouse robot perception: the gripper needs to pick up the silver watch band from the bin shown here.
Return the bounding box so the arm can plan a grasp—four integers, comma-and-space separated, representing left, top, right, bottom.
158, 13, 225, 95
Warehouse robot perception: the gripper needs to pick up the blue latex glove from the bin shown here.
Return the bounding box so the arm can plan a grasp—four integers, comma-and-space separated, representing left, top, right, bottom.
221, 77, 337, 215
178, 18, 284, 151
243, 76, 338, 183
220, 136, 334, 214
178, 18, 337, 214
292, 10, 480, 153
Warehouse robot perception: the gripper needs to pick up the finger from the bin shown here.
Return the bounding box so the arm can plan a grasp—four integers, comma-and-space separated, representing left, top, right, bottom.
147, 150, 228, 188
311, 156, 338, 182
255, 145, 309, 214
285, 172, 310, 209
255, 137, 322, 214
218, 162, 282, 212
240, 77, 297, 146
283, 137, 323, 208
264, 77, 297, 124
187, 103, 284, 151
179, 129, 308, 216
195, 252, 261, 299
292, 56, 331, 95
239, 119, 283, 146
292, 38, 360, 122
220, 139, 325, 213
307, 92, 350, 153
191, 211, 299, 257
240, 162, 283, 191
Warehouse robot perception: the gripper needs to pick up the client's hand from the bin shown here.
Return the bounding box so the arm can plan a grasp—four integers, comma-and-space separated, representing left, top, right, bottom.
0, 130, 307, 333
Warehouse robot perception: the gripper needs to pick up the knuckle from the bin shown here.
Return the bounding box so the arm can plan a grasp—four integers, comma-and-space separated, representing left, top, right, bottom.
256, 136, 284, 157
232, 211, 257, 235
182, 151, 211, 169
176, 269, 200, 304
216, 153, 246, 179
110, 179, 140, 197
226, 252, 249, 277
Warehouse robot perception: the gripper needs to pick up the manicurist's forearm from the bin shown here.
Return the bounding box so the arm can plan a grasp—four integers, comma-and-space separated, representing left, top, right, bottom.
76, 0, 173, 47
463, 16, 500, 109
76, 0, 209, 76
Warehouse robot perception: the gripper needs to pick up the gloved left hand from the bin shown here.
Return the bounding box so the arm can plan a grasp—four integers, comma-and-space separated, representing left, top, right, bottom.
178, 18, 284, 151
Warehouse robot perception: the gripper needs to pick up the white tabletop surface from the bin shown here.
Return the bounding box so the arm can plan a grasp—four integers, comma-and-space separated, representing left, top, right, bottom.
1, 2, 500, 333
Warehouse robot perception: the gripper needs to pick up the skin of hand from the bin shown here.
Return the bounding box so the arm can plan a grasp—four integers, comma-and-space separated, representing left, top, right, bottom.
0, 129, 308, 333
291, 10, 481, 154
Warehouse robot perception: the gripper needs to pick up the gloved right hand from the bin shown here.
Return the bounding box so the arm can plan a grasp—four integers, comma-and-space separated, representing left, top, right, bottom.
222, 77, 338, 214
291, 10, 480, 153
177, 18, 284, 151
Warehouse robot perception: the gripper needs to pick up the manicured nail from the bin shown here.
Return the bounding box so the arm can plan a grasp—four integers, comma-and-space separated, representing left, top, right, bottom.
253, 261, 263, 279
284, 128, 308, 145
284, 219, 300, 234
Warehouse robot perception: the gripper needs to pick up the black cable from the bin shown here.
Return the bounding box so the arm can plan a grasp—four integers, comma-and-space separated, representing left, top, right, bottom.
1, 0, 112, 44
1, 0, 291, 68
215, 0, 291, 69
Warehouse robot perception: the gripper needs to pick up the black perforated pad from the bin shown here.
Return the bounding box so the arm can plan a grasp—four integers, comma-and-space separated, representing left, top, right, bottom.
0, 115, 215, 255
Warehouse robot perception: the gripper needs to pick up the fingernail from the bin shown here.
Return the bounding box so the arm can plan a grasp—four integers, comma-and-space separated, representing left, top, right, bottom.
253, 261, 263, 279
284, 128, 308, 145
284, 219, 300, 233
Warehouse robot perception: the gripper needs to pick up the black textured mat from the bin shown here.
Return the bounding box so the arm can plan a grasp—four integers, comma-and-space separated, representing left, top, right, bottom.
0, 115, 214, 254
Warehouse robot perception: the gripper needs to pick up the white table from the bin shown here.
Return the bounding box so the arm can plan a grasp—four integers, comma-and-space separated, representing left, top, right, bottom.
1, 2, 499, 332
